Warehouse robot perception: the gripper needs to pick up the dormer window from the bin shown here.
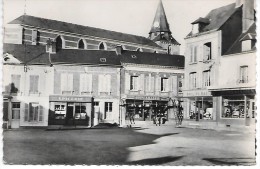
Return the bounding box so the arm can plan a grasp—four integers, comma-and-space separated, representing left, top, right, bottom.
31, 29, 38, 45
191, 17, 210, 34
240, 33, 256, 52
99, 42, 107, 50
100, 58, 106, 62
56, 35, 65, 51
78, 39, 87, 49
131, 55, 137, 58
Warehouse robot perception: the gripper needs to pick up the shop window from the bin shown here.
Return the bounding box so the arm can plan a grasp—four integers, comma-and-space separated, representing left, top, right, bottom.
12, 102, 20, 119
203, 42, 212, 61
161, 78, 169, 92
222, 96, 246, 118
75, 103, 87, 120
54, 104, 66, 119
203, 70, 211, 87
189, 99, 213, 120
10, 74, 21, 93
29, 75, 39, 94
25, 103, 43, 122
189, 72, 197, 89
98, 74, 111, 94
61, 73, 73, 94
239, 66, 248, 83
130, 76, 139, 91
105, 102, 113, 119
145, 75, 154, 92
80, 74, 92, 94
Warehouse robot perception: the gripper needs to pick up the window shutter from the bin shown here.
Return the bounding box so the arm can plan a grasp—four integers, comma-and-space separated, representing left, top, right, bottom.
125, 73, 130, 92
68, 74, 73, 91
39, 105, 43, 122
24, 103, 29, 121
106, 75, 111, 93
61, 74, 67, 92
171, 76, 177, 95
87, 74, 92, 92
35, 75, 39, 92
29, 76, 34, 92
80, 74, 85, 92
155, 76, 161, 91
139, 74, 144, 91
165, 78, 169, 91
151, 76, 155, 92
98, 75, 103, 93
145, 76, 149, 91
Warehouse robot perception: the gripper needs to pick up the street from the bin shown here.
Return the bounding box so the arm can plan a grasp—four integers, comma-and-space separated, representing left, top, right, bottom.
3, 126, 256, 165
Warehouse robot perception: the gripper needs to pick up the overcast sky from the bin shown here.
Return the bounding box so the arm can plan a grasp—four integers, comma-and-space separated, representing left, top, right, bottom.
4, 0, 235, 54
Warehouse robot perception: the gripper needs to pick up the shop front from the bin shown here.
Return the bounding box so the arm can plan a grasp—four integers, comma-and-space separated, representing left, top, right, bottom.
49, 95, 93, 126
124, 95, 172, 123
212, 89, 256, 127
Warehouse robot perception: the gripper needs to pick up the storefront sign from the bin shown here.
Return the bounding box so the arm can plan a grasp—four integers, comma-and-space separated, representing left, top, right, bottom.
49, 95, 92, 102
183, 90, 211, 97
126, 95, 169, 101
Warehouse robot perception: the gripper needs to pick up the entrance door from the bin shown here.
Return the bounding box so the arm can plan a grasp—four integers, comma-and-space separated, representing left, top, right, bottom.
246, 100, 255, 126
11, 102, 20, 128
66, 103, 74, 125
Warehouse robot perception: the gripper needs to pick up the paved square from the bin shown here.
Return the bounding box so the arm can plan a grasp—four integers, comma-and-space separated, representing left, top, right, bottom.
3, 126, 256, 165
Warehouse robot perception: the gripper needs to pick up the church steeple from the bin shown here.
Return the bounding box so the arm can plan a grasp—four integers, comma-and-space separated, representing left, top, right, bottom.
149, 0, 180, 55
149, 0, 171, 34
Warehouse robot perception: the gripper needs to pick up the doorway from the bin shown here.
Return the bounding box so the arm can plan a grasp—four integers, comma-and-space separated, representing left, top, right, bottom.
66, 103, 74, 125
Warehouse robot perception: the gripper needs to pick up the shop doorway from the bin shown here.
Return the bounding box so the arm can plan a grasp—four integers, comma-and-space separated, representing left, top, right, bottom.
66, 103, 74, 125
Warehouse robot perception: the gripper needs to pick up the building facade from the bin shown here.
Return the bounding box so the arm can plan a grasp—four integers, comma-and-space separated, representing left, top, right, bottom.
182, 0, 256, 130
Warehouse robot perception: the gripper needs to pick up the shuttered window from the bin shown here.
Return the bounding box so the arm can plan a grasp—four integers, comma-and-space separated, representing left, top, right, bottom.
32, 30, 38, 45
80, 74, 92, 94
98, 74, 111, 93
189, 72, 197, 89
29, 75, 39, 93
203, 70, 211, 87
240, 66, 248, 83
161, 78, 169, 92
130, 76, 139, 90
61, 73, 73, 94
24, 103, 43, 122
145, 74, 155, 92
11, 74, 21, 93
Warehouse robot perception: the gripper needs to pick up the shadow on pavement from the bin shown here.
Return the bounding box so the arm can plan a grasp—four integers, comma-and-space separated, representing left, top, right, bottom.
127, 156, 184, 165
203, 158, 256, 166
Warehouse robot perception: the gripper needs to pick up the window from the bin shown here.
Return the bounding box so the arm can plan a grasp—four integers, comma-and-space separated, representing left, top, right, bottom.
130, 76, 139, 90
189, 72, 197, 89
61, 73, 73, 94
161, 78, 169, 92
203, 42, 211, 61
32, 30, 38, 45
203, 70, 211, 87
222, 96, 246, 118
11, 74, 21, 93
29, 75, 39, 93
105, 102, 113, 119
25, 103, 43, 122
178, 76, 183, 92
145, 74, 154, 92
75, 103, 87, 120
99, 42, 107, 50
56, 36, 63, 51
80, 74, 92, 94
190, 46, 198, 63
240, 66, 248, 83
78, 39, 86, 49
12, 102, 20, 119
98, 74, 111, 94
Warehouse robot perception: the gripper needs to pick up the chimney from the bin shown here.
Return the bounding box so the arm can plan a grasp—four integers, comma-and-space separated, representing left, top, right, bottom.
115, 45, 123, 55
242, 0, 254, 32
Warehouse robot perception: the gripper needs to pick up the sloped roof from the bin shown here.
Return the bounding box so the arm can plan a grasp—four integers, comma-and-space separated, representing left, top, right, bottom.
120, 51, 184, 68
9, 15, 161, 48
187, 3, 239, 37
153, 34, 180, 45
3, 44, 185, 68
149, 0, 171, 34
224, 23, 256, 55
191, 17, 210, 24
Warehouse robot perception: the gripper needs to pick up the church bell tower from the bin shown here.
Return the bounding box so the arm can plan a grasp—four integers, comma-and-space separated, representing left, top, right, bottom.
149, 0, 180, 55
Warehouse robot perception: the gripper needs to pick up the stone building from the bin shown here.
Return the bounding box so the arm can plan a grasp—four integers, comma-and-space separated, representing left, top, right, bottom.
2, 0, 184, 128
182, 0, 256, 130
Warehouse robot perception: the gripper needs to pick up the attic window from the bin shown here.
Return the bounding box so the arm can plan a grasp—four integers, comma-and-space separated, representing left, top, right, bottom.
100, 58, 107, 62
131, 55, 137, 58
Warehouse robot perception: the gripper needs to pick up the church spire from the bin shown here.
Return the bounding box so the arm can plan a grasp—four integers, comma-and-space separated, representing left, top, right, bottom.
149, 0, 180, 55
149, 0, 171, 34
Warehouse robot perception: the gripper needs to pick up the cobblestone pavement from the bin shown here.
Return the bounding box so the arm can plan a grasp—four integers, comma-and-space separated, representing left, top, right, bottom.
3, 126, 256, 165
